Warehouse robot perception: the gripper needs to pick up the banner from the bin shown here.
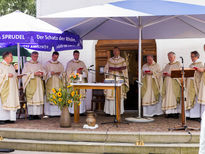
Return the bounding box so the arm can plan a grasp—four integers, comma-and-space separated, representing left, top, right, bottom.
0, 31, 82, 51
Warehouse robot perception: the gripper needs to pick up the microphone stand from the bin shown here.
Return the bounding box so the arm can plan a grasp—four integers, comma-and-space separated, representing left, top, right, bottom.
101, 72, 129, 126
88, 69, 129, 127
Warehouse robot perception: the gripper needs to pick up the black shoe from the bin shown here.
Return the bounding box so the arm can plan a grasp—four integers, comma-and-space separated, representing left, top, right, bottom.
191, 118, 201, 122
5, 120, 15, 124
0, 121, 5, 125
80, 113, 86, 116
28, 115, 34, 120
34, 115, 41, 120
49, 115, 60, 118
172, 114, 179, 119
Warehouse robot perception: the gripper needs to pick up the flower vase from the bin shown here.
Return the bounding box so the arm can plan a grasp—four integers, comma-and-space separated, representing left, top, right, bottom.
60, 106, 71, 128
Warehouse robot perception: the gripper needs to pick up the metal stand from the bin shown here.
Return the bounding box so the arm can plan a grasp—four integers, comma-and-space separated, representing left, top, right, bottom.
101, 73, 129, 127
0, 149, 15, 152
169, 57, 199, 132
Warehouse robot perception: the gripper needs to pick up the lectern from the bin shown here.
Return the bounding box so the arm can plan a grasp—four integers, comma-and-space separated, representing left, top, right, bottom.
169, 68, 199, 131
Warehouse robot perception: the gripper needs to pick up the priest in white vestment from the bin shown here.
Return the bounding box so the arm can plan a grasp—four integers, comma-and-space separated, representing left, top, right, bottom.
66, 50, 88, 114
0, 52, 20, 124
141, 55, 163, 117
44, 52, 64, 117
22, 51, 46, 120
162, 52, 181, 118
104, 47, 129, 115
186, 51, 204, 119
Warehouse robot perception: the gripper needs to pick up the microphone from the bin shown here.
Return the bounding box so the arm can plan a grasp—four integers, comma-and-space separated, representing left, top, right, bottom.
88, 68, 94, 71
136, 80, 143, 86
88, 65, 94, 72
180, 56, 183, 63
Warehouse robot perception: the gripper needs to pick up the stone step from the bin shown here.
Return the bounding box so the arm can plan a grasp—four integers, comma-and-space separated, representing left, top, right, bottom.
0, 128, 200, 144
0, 138, 199, 154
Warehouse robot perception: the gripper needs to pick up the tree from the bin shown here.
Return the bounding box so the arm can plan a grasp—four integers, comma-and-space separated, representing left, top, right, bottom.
0, 0, 36, 16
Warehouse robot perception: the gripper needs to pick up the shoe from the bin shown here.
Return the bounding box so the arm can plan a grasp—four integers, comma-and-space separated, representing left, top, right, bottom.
28, 115, 34, 120
191, 118, 201, 122
80, 113, 86, 116
0, 121, 5, 125
165, 114, 171, 118
5, 120, 15, 124
172, 114, 179, 119
34, 115, 41, 120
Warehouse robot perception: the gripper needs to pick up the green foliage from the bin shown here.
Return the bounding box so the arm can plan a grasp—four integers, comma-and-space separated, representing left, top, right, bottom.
0, 0, 36, 16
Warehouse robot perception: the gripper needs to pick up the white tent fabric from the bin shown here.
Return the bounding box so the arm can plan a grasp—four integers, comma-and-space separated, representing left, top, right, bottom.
40, 0, 205, 40
0, 10, 62, 33
40, 0, 205, 119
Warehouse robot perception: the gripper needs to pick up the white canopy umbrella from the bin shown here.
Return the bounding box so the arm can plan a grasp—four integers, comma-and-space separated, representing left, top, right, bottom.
0, 10, 62, 33
40, 0, 205, 121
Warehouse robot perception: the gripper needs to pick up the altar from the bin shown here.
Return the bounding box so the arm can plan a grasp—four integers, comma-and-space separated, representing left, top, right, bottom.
71, 83, 122, 123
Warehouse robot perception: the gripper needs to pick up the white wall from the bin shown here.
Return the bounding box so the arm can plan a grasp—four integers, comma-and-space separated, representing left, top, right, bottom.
157, 38, 205, 69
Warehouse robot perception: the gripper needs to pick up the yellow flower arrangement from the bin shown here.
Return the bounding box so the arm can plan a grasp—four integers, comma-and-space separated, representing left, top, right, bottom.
52, 95, 56, 99
57, 92, 62, 97
69, 72, 80, 82
52, 88, 56, 93
48, 85, 82, 110
71, 91, 75, 97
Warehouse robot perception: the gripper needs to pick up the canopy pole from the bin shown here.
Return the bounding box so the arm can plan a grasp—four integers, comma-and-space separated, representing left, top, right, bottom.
138, 17, 142, 118
17, 43, 21, 88
125, 16, 154, 123
17, 43, 20, 75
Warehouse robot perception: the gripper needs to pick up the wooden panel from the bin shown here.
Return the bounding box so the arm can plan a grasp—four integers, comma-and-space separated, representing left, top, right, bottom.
95, 39, 157, 82
96, 50, 109, 58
